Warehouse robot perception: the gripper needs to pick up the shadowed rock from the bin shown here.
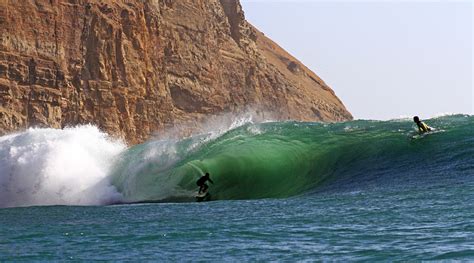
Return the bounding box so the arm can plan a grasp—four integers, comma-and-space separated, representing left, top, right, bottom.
0, 0, 352, 144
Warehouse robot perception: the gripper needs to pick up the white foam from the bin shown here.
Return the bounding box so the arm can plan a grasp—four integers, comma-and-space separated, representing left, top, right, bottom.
0, 125, 126, 208
429, 112, 465, 119
0, 113, 275, 207
389, 112, 472, 122
111, 113, 270, 202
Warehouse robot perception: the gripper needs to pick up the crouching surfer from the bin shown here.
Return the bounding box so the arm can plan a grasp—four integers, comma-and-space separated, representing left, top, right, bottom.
197, 172, 214, 194
413, 116, 432, 134
196, 172, 213, 202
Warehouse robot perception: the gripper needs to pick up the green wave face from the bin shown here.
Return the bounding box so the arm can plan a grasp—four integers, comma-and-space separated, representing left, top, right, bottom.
110, 115, 474, 202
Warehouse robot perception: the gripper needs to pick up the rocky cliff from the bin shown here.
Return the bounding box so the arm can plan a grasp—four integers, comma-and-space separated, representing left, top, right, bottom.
0, 0, 352, 144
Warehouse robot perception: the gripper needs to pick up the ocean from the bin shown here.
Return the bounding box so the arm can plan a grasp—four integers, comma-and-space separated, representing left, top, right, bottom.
1, 114, 473, 260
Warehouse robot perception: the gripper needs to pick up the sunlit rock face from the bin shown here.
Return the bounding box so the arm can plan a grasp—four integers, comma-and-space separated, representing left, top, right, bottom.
0, 0, 352, 144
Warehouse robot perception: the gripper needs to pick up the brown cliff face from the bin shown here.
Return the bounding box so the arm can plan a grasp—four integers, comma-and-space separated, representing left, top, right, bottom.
0, 0, 352, 144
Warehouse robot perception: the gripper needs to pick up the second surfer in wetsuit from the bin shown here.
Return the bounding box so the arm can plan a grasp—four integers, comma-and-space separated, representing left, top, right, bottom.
413, 116, 432, 133
196, 172, 214, 194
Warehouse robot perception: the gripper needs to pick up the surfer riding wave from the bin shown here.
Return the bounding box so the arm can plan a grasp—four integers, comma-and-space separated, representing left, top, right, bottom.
196, 172, 214, 194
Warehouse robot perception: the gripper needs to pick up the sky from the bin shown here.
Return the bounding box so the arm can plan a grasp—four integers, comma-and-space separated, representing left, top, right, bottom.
240, 0, 473, 120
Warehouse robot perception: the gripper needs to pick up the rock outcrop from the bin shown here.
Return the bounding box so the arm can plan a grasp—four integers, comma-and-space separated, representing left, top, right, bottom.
0, 0, 352, 144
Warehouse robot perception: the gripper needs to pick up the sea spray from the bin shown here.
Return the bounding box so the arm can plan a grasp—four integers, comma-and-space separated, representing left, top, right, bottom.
0, 125, 126, 208
110, 114, 473, 202
0, 114, 472, 207
110, 115, 261, 202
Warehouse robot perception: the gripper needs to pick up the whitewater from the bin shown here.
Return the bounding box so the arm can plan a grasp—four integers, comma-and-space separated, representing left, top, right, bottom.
1, 114, 472, 208
1, 114, 473, 260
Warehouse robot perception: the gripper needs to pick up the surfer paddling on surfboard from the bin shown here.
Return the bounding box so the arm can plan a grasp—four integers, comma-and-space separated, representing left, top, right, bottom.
196, 172, 214, 195
413, 116, 432, 134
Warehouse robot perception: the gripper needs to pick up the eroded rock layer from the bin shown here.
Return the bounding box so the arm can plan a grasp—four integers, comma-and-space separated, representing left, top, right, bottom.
0, 0, 352, 144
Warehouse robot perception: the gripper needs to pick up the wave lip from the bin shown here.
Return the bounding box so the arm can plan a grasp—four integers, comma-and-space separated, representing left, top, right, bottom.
111, 114, 474, 203
0, 114, 472, 207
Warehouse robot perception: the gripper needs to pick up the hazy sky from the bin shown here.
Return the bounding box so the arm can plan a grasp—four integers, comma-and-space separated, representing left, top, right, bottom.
241, 0, 472, 120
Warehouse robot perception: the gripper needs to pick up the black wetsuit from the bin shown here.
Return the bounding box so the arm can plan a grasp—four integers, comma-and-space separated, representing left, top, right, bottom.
196, 174, 214, 194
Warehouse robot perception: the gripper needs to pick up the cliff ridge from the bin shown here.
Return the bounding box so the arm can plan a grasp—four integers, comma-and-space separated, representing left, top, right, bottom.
0, 0, 352, 144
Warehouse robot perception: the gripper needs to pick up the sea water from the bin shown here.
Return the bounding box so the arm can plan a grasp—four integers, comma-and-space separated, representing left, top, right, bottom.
1, 114, 473, 260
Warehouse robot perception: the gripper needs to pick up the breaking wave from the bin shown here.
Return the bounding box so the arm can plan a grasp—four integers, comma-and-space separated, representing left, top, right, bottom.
0, 114, 472, 207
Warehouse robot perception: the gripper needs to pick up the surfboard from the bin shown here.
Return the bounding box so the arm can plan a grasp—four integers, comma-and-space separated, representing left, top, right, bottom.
410, 128, 439, 140
411, 131, 433, 140
195, 191, 211, 202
